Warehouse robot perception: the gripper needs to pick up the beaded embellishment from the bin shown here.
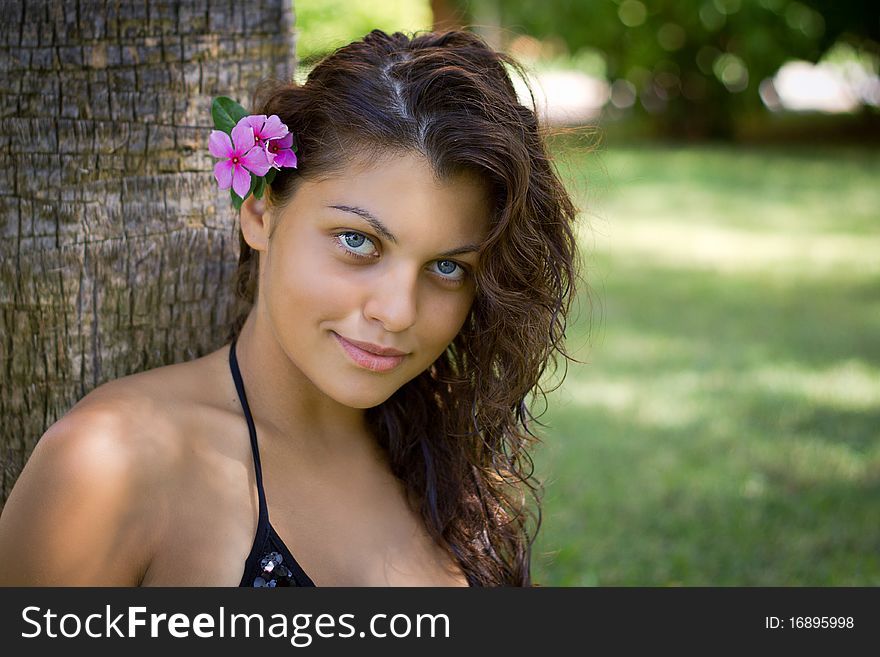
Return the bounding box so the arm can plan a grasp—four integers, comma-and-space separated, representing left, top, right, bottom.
252, 551, 293, 587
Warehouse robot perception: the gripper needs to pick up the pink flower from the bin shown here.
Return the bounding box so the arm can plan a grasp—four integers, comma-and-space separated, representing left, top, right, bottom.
265, 132, 298, 169
237, 114, 289, 147
209, 124, 271, 198
238, 114, 297, 170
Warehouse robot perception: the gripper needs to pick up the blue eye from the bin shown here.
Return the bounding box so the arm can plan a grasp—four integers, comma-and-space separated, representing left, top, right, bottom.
437, 260, 457, 275
337, 232, 378, 258
433, 259, 467, 283
343, 233, 365, 248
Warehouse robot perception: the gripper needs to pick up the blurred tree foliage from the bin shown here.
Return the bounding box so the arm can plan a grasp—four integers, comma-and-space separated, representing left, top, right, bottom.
484, 0, 879, 138
294, 0, 432, 62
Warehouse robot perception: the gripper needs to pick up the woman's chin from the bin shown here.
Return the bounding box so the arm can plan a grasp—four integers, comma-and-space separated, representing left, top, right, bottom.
326, 381, 399, 410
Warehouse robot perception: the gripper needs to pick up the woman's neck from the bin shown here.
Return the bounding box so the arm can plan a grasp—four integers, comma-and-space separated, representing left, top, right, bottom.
232, 310, 379, 466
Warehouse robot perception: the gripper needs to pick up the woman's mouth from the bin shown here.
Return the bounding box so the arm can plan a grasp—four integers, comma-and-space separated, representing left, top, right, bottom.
332, 332, 407, 373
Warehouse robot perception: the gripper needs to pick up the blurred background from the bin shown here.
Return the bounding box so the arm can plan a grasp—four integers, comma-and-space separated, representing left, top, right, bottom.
294, 0, 879, 585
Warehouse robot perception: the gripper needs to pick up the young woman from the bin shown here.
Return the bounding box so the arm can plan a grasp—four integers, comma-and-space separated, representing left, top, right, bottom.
0, 29, 580, 586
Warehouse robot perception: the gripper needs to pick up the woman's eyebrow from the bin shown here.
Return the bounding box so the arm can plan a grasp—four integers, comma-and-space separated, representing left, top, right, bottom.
328, 204, 397, 243
327, 204, 482, 256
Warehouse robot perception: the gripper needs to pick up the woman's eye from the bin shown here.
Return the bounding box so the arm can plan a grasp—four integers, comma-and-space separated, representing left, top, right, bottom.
433, 259, 467, 282
336, 231, 378, 258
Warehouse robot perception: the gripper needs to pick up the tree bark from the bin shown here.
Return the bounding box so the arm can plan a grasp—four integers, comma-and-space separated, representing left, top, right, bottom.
0, 0, 296, 507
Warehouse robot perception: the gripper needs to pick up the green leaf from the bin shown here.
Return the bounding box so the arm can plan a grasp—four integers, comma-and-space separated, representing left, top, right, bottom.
264, 168, 278, 185
212, 96, 248, 133
253, 175, 266, 200
230, 189, 244, 210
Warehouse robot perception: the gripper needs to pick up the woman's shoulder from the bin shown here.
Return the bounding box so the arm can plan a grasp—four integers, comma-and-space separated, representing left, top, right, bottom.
0, 393, 163, 584
50, 347, 231, 476
0, 345, 237, 585
74, 342, 232, 414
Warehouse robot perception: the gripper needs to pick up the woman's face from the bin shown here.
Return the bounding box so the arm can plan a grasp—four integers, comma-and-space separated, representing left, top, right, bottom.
246, 151, 491, 409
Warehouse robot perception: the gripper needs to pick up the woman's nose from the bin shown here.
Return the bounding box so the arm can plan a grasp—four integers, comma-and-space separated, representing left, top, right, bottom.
363, 265, 419, 333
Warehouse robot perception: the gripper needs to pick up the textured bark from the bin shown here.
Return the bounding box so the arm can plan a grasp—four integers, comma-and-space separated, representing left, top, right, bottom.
0, 0, 296, 506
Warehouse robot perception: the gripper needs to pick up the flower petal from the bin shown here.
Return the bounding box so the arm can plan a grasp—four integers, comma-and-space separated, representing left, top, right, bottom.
213, 160, 233, 189
263, 144, 278, 169
237, 114, 266, 133
232, 165, 252, 198
272, 132, 294, 149
262, 114, 288, 140
273, 149, 298, 168
231, 123, 256, 153
242, 147, 271, 176
208, 130, 233, 158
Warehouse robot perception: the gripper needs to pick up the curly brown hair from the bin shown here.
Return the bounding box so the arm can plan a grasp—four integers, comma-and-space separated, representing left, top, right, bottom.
228, 29, 582, 586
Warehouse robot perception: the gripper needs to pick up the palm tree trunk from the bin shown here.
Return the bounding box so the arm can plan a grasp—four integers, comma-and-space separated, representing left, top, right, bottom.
0, 0, 296, 507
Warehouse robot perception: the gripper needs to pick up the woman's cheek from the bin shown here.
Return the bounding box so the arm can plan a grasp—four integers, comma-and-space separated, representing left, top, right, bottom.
423, 292, 473, 349
275, 248, 349, 315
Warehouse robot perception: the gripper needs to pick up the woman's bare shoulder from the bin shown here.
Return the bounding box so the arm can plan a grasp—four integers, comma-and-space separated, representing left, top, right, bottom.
48, 349, 228, 475
71, 344, 232, 419
0, 346, 232, 585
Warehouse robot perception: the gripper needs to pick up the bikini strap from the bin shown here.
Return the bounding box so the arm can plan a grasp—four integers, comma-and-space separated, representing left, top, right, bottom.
228, 337, 269, 523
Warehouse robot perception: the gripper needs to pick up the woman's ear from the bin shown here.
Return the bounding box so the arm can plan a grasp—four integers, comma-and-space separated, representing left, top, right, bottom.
240, 194, 271, 252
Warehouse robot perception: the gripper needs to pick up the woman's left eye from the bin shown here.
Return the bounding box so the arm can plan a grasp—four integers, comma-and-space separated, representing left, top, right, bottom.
432, 259, 466, 282
335, 231, 378, 258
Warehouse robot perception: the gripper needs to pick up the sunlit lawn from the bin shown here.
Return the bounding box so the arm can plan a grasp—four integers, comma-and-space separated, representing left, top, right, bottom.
532, 139, 880, 585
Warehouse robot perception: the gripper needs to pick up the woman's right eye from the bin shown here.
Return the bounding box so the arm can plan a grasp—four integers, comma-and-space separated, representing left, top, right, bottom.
334, 231, 379, 259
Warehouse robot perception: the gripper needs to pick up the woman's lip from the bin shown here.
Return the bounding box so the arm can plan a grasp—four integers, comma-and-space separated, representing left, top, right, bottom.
332, 332, 407, 372
336, 334, 408, 356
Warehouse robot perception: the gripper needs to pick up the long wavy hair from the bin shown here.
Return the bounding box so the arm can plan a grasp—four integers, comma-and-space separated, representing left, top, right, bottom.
227, 29, 581, 586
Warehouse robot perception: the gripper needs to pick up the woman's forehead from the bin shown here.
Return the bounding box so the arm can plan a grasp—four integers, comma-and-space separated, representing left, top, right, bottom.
299, 152, 492, 236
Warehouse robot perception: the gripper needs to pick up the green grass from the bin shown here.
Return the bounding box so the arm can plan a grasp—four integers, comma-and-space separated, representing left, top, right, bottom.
531, 140, 880, 586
